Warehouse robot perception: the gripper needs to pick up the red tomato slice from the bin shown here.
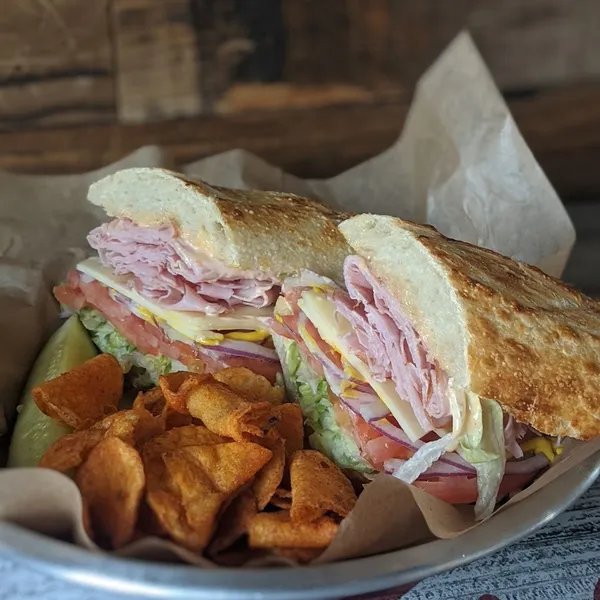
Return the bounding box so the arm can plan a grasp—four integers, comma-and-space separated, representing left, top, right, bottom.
53, 284, 86, 310
413, 472, 536, 504
365, 436, 413, 470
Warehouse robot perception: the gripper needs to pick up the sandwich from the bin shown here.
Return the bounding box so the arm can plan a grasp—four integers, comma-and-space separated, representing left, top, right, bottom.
54, 168, 352, 387
272, 214, 600, 518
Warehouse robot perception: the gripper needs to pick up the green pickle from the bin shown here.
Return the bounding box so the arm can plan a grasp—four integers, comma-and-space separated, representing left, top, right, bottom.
7, 315, 98, 468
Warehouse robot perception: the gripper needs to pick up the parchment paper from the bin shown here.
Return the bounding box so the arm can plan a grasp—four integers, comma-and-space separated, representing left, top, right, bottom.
0, 31, 596, 567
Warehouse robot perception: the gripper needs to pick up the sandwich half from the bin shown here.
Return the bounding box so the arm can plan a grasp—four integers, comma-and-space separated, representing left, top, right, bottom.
54, 167, 351, 387
273, 214, 600, 518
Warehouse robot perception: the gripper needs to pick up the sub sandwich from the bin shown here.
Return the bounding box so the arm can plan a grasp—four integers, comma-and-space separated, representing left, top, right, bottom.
273, 214, 600, 518
54, 168, 351, 387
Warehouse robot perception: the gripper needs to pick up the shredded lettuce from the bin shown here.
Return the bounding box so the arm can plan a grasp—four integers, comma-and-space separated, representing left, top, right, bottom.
458, 397, 506, 520
78, 308, 186, 388
284, 341, 373, 473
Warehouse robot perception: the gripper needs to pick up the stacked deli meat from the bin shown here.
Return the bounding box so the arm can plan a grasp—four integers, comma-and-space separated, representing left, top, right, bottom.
54, 168, 352, 387
273, 214, 600, 518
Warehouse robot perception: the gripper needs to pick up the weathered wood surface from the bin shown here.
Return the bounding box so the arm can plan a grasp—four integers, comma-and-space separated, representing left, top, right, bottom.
1, 0, 600, 129
1, 83, 600, 203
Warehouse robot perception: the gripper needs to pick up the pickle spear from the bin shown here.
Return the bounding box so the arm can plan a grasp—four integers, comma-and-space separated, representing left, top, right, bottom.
7, 315, 98, 468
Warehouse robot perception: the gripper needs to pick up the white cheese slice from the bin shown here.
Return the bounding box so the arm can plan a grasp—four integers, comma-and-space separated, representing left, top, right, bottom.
297, 290, 426, 442
76, 257, 273, 342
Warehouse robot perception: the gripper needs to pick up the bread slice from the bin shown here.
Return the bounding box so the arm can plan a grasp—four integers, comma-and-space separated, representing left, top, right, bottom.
339, 213, 600, 440
88, 167, 353, 282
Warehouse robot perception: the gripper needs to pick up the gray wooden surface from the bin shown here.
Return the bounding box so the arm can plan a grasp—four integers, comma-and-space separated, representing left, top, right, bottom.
1, 201, 599, 600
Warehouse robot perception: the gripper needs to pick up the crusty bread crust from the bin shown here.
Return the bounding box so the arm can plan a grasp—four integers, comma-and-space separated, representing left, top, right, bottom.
340, 214, 600, 440
88, 168, 353, 283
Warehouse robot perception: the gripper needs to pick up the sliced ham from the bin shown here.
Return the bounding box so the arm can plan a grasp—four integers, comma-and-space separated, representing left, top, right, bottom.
87, 218, 280, 314
336, 256, 451, 433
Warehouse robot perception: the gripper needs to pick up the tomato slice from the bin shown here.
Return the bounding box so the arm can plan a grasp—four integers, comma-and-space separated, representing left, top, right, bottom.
365, 436, 413, 470
413, 472, 536, 504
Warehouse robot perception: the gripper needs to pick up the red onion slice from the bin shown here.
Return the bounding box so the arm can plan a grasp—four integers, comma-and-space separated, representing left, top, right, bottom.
384, 458, 473, 479
202, 339, 279, 363
371, 419, 476, 474
339, 392, 390, 423
504, 453, 549, 474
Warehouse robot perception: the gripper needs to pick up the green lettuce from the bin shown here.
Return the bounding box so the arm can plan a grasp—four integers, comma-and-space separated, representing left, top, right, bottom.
284, 341, 373, 473
78, 308, 184, 388
458, 397, 506, 519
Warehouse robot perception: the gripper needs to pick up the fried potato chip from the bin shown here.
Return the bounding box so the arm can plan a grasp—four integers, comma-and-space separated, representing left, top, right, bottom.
186, 380, 278, 441
141, 424, 230, 549
270, 488, 292, 510
91, 409, 139, 445
172, 442, 272, 495
155, 442, 271, 551
290, 450, 357, 523
142, 425, 227, 468
253, 432, 285, 510
208, 489, 257, 555
273, 403, 304, 458
90, 405, 166, 447
214, 367, 284, 405
146, 488, 208, 551
248, 511, 338, 549
39, 429, 104, 471
39, 407, 156, 472
165, 411, 194, 430
33, 354, 122, 429
133, 387, 165, 416
158, 450, 223, 551
75, 437, 145, 549
136, 496, 167, 538
273, 547, 323, 564
159, 372, 209, 414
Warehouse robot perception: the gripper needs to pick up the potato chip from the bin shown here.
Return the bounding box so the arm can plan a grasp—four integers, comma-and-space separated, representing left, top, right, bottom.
214, 367, 284, 405
208, 489, 257, 555
155, 450, 223, 551
75, 437, 145, 549
273, 403, 304, 458
39, 429, 104, 471
156, 442, 271, 551
142, 425, 227, 467
159, 372, 209, 414
133, 387, 165, 416
141, 425, 231, 550
273, 547, 323, 564
253, 432, 285, 510
270, 488, 292, 510
146, 488, 207, 550
91, 409, 139, 445
136, 496, 167, 538
165, 411, 194, 430
171, 442, 272, 495
248, 511, 338, 549
186, 380, 278, 440
289, 450, 357, 523
33, 354, 122, 429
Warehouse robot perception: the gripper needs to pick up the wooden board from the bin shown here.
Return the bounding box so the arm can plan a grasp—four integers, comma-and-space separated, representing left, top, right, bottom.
2, 0, 600, 130
0, 0, 114, 130
1, 84, 600, 203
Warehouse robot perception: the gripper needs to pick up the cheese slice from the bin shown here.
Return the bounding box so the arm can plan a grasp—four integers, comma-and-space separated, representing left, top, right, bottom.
77, 258, 273, 342
297, 290, 426, 442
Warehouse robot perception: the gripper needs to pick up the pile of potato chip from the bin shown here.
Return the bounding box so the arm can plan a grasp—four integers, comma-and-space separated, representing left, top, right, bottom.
33, 354, 358, 564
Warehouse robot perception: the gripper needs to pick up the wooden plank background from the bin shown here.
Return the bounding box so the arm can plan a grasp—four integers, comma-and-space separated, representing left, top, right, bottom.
1, 1, 600, 194
1, 0, 600, 295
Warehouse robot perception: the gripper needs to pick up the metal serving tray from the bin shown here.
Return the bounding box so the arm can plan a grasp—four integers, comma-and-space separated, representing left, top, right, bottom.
0, 451, 598, 600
